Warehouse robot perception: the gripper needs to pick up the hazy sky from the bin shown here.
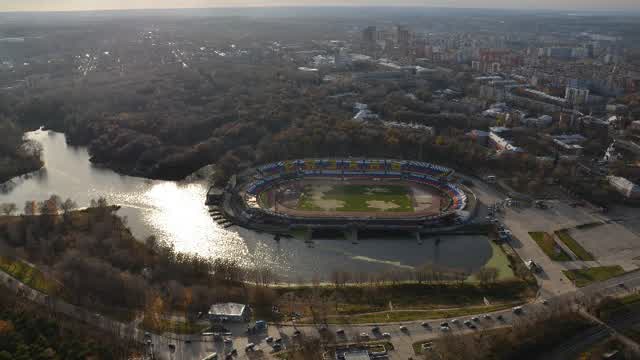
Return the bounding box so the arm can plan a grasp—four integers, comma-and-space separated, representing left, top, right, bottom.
1, 0, 640, 12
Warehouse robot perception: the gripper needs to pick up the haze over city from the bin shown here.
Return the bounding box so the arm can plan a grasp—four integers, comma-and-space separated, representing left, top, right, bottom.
2, 0, 640, 12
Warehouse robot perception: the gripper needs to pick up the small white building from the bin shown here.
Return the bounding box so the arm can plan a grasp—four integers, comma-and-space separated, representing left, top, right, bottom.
208, 303, 250, 322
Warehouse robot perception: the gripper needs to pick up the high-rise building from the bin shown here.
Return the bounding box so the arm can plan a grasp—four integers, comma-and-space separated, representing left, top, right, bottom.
565, 87, 590, 105
362, 26, 376, 53
396, 26, 410, 56
413, 38, 427, 58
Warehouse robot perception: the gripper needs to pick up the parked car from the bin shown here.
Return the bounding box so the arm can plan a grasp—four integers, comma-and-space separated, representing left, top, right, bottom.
421, 342, 433, 351
512, 306, 523, 314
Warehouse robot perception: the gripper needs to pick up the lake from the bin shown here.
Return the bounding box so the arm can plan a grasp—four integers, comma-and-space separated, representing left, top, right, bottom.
0, 130, 492, 280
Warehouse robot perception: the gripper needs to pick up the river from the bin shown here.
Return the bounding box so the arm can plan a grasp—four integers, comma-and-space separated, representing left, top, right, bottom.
0, 130, 492, 280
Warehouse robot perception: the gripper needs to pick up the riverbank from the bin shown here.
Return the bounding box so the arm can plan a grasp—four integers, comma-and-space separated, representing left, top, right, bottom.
0, 152, 43, 185
0, 206, 538, 330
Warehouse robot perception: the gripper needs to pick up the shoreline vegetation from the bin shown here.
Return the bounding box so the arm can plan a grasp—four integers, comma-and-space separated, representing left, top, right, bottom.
0, 195, 536, 331
0, 119, 43, 184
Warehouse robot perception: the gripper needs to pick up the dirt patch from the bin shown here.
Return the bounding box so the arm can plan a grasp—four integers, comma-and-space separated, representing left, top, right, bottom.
366, 200, 401, 211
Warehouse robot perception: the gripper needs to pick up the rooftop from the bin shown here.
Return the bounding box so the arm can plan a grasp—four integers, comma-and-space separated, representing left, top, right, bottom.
208, 303, 247, 317
343, 351, 371, 360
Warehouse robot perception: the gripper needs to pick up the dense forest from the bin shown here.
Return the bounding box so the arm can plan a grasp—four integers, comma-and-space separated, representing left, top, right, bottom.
1, 57, 572, 190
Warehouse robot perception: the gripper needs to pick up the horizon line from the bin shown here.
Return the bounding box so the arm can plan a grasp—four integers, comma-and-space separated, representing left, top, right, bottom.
1, 4, 640, 15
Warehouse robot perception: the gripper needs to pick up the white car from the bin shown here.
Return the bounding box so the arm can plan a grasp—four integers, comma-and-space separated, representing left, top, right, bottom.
359, 333, 370, 340
451, 319, 459, 324
440, 325, 450, 332
382, 332, 391, 338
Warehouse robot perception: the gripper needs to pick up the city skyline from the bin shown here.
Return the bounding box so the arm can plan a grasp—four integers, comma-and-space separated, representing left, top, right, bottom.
2, 0, 640, 12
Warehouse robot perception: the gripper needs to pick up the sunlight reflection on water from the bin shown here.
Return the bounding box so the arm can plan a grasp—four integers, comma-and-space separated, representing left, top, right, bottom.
0, 130, 492, 280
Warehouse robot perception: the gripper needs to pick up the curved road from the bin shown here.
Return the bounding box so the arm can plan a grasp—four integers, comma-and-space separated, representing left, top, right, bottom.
3, 266, 640, 360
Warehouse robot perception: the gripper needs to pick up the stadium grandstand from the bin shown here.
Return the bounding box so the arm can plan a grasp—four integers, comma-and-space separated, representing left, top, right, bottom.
226, 159, 471, 231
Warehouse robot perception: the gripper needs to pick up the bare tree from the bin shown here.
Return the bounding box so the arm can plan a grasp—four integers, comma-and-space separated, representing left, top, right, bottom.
0, 203, 17, 216
61, 198, 77, 215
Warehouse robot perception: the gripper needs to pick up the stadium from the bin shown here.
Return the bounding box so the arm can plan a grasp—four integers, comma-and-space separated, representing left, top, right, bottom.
219, 159, 474, 232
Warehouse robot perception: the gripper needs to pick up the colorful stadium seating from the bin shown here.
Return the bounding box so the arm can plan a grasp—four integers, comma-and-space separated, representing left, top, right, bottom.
248, 159, 466, 212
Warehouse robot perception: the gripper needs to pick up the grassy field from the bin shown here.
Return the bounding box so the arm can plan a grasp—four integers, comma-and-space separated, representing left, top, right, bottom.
597, 292, 640, 320
529, 232, 572, 261
325, 303, 515, 324
298, 184, 414, 212
467, 241, 516, 282
140, 318, 209, 335
0, 255, 59, 294
563, 266, 626, 287
555, 229, 595, 261
277, 281, 534, 325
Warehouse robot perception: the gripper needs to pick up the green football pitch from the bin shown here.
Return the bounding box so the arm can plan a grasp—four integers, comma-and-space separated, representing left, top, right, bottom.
297, 184, 414, 212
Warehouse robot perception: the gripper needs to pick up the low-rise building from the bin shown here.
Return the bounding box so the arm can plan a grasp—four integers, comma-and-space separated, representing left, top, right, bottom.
522, 114, 553, 128
208, 303, 250, 322
466, 130, 490, 145
552, 134, 586, 155
488, 127, 524, 153
607, 176, 640, 199
337, 350, 372, 360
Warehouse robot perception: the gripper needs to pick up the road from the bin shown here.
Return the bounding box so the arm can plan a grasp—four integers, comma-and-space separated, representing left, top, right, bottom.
5, 265, 640, 360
